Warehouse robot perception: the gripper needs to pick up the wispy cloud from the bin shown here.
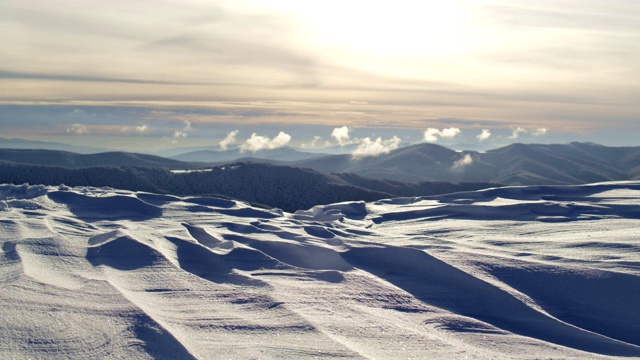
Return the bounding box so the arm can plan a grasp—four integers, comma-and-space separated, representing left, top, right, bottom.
424, 127, 461, 142
477, 129, 491, 141
352, 136, 401, 159
160, 120, 193, 143
219, 130, 239, 151
1, 1, 637, 148
66, 123, 89, 134
510, 126, 548, 139
301, 135, 322, 148
241, 131, 291, 152
509, 127, 527, 139
172, 120, 192, 139
532, 127, 548, 136
452, 154, 474, 169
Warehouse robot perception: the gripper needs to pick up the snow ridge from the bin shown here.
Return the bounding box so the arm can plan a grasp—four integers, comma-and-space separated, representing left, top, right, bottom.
1, 182, 640, 359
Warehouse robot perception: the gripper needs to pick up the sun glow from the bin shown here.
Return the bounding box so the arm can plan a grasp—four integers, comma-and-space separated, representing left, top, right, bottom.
231, 0, 479, 79
299, 1, 471, 56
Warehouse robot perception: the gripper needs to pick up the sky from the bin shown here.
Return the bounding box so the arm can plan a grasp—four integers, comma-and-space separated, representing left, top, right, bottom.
1, 0, 639, 153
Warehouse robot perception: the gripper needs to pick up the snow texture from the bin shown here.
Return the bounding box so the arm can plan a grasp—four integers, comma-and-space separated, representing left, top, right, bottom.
1, 182, 640, 359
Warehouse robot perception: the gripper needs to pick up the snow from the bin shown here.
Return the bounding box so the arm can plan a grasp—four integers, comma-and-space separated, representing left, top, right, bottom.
1, 182, 640, 359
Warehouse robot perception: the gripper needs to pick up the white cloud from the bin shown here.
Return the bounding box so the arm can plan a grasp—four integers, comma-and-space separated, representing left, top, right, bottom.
352, 136, 401, 159
66, 123, 89, 134
170, 120, 193, 142
424, 127, 461, 142
424, 128, 440, 142
241, 131, 291, 152
219, 130, 239, 151
441, 127, 461, 138
331, 126, 351, 146
271, 131, 291, 148
509, 127, 548, 139
532, 127, 548, 136
477, 129, 491, 141
301, 136, 322, 148
120, 125, 148, 133
509, 127, 526, 139
453, 154, 474, 169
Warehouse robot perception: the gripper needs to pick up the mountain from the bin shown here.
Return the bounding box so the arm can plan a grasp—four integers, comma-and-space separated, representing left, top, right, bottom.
152, 145, 223, 158
0, 137, 108, 154
292, 143, 485, 182
171, 147, 330, 163
293, 142, 640, 185
0, 149, 198, 169
2, 181, 640, 358
6, 142, 640, 187
0, 161, 497, 212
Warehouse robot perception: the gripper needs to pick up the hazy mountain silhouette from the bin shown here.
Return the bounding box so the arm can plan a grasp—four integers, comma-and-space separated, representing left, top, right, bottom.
293, 142, 640, 185
0, 137, 107, 154
171, 147, 329, 163
0, 149, 199, 169
4, 142, 640, 211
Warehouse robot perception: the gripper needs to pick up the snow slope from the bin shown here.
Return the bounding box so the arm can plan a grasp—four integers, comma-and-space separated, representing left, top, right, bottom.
1, 182, 639, 359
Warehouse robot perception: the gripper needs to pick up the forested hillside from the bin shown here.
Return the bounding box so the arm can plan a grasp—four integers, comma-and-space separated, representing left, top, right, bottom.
0, 162, 498, 212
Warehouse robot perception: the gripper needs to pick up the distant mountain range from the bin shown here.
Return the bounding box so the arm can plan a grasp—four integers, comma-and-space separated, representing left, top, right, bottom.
0, 137, 108, 154
289, 142, 640, 185
0, 149, 199, 169
171, 147, 330, 163
2, 142, 640, 211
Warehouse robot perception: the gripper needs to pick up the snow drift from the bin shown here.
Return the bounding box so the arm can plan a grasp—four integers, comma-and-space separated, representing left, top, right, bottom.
1, 182, 639, 359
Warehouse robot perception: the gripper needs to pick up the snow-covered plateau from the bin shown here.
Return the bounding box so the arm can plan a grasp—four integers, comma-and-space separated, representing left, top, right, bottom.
1, 182, 639, 359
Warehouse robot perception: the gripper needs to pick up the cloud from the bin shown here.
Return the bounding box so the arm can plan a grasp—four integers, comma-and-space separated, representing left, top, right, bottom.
136, 125, 149, 133
510, 126, 548, 139
301, 136, 322, 148
509, 127, 526, 139
424, 128, 440, 142
331, 126, 351, 146
219, 130, 239, 151
477, 129, 491, 141
161, 120, 193, 143
352, 136, 401, 159
66, 123, 89, 134
453, 154, 474, 169
441, 128, 461, 138
241, 131, 291, 152
172, 120, 192, 139
349, 101, 369, 105
424, 127, 461, 142
532, 127, 548, 136
173, 131, 188, 138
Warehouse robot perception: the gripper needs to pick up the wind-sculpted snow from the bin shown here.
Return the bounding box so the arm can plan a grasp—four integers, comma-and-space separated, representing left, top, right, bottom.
1, 183, 640, 358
